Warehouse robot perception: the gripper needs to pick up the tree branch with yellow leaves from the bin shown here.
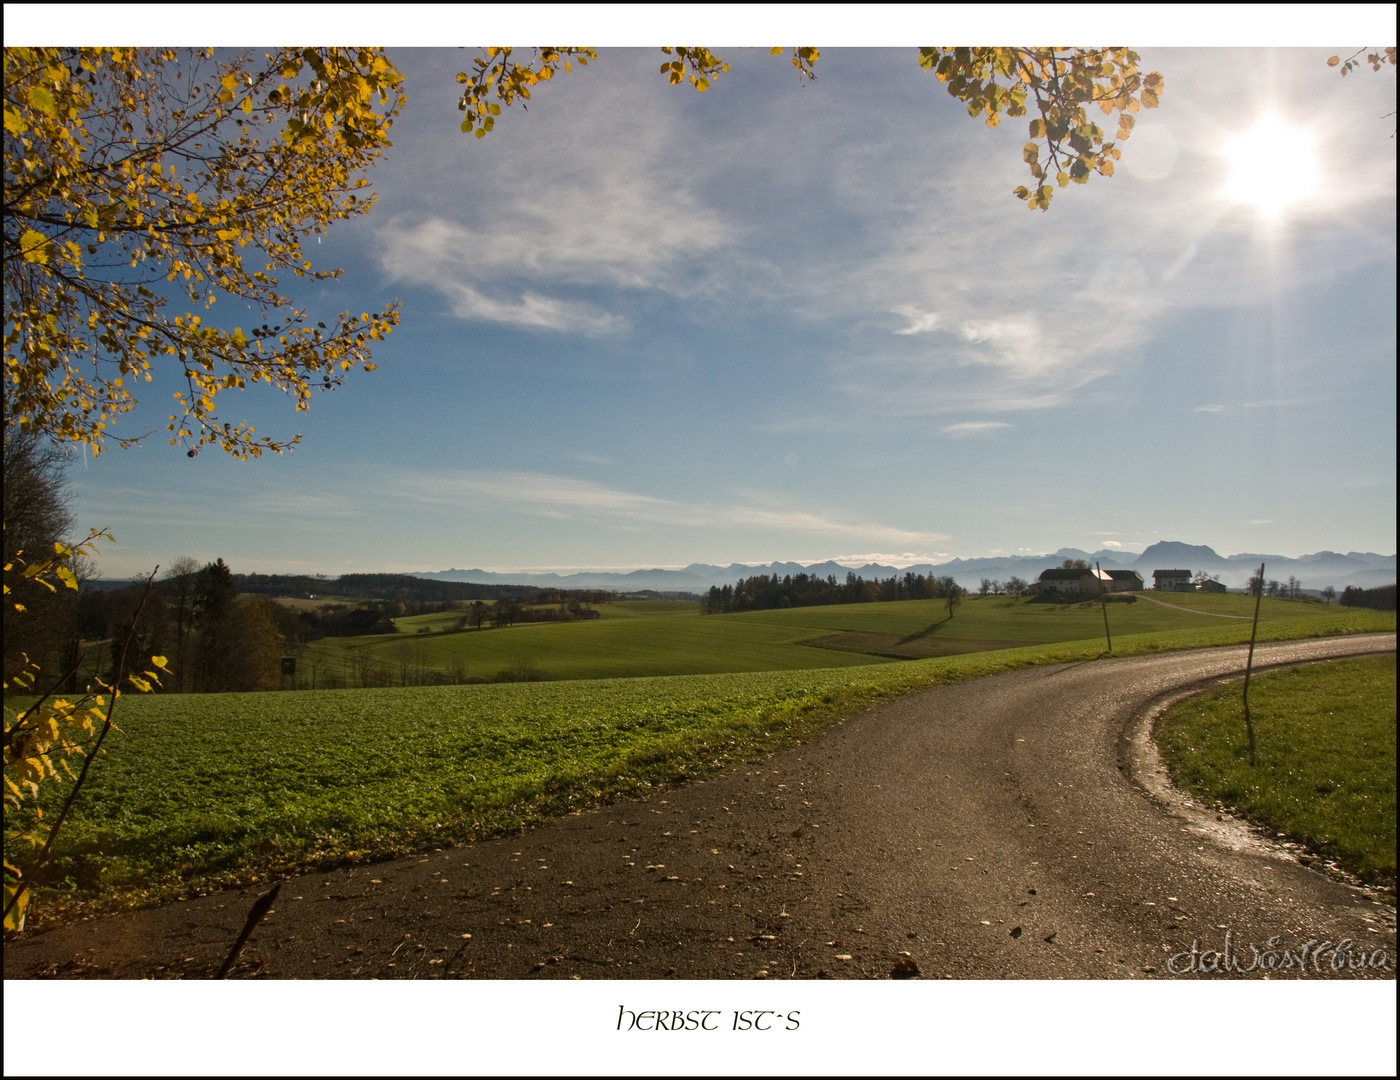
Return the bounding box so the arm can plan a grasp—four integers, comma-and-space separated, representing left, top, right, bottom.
453, 46, 1159, 214
1327, 47, 1396, 135
456, 46, 820, 136
3, 531, 168, 931
3, 47, 406, 458
918, 47, 1163, 211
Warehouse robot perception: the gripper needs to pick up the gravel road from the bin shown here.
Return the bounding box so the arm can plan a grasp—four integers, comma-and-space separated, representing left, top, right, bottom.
6, 634, 1395, 980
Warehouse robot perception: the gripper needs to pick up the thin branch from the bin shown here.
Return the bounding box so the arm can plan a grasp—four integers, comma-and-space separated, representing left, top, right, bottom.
216, 883, 282, 978
2, 567, 158, 927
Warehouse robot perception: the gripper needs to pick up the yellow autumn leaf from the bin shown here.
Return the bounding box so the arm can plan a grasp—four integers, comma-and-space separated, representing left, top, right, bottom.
26, 85, 56, 116
3, 883, 29, 932
19, 229, 51, 264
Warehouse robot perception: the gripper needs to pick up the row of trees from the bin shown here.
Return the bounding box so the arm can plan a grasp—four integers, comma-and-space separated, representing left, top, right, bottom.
1340, 584, 1397, 611
2, 431, 80, 679
976, 577, 1032, 597
704, 571, 971, 615
233, 572, 548, 605
454, 597, 602, 630
283, 589, 615, 637
4, 427, 623, 696
1245, 572, 1331, 602
37, 569, 613, 689
53, 558, 293, 694
291, 592, 611, 637
2, 434, 295, 694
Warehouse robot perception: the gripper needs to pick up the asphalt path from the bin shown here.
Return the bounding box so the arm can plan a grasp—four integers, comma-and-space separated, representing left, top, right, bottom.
6, 634, 1395, 981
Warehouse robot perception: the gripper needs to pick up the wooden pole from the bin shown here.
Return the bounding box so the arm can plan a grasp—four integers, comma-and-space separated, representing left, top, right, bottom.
1242, 561, 1264, 766
1096, 562, 1112, 654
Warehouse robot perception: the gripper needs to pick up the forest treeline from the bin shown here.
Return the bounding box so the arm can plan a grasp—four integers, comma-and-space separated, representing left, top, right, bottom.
13, 558, 297, 694
8, 522, 628, 692
704, 570, 980, 614
2, 422, 648, 693
15, 565, 627, 694
217, 572, 550, 604
1340, 583, 1397, 611
84, 570, 622, 604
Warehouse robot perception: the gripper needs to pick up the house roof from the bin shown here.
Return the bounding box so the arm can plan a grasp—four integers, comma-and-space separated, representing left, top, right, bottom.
1153, 569, 1192, 577
1106, 569, 1144, 580
1039, 568, 1097, 580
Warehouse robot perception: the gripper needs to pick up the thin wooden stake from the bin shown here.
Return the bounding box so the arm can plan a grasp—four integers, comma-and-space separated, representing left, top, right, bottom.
1242, 561, 1265, 766
1096, 561, 1112, 654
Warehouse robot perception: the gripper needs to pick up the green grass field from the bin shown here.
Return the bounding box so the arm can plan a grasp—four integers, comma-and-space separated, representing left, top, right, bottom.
10, 602, 1392, 924
1156, 654, 1397, 888
301, 592, 1356, 685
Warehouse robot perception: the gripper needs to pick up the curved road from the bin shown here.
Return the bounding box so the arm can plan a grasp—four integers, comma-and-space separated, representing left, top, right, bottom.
6, 634, 1395, 980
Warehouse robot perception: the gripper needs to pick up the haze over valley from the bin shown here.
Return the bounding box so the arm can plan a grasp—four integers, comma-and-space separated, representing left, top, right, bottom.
413, 540, 1396, 593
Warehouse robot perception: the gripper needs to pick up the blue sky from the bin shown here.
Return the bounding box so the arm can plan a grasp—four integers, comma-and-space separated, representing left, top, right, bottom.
30, 14, 1398, 578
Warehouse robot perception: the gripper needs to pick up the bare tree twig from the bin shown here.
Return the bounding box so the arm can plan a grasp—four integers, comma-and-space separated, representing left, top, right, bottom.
217, 882, 282, 979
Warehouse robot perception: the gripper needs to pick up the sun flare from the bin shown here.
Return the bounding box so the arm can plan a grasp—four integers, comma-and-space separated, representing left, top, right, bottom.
1221, 115, 1320, 219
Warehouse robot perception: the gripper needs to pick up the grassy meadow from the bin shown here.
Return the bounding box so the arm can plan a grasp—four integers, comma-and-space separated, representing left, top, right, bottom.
11, 598, 1392, 922
1157, 654, 1397, 887
300, 591, 1358, 685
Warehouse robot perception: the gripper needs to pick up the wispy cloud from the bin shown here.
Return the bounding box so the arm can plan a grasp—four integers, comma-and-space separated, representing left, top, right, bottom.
1194, 398, 1310, 414
377, 49, 1393, 424
892, 306, 940, 335
737, 52, 1393, 423
375, 99, 736, 331
827, 551, 953, 566
941, 421, 1013, 438
246, 493, 359, 520
72, 483, 360, 530
378, 219, 634, 334
441, 280, 626, 335
564, 450, 616, 466
392, 470, 934, 545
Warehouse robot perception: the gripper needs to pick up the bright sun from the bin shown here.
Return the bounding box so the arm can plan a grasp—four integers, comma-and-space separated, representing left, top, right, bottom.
1221, 115, 1320, 219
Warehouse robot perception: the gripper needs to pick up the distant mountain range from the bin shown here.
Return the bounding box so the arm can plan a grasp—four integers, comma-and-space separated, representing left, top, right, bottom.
412, 541, 1396, 593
